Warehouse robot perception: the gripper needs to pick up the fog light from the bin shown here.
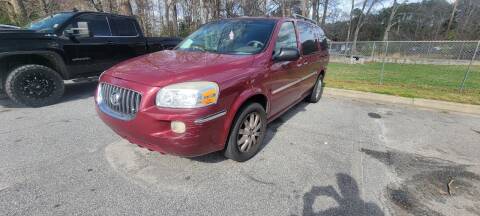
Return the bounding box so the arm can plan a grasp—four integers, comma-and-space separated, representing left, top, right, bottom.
171, 121, 186, 133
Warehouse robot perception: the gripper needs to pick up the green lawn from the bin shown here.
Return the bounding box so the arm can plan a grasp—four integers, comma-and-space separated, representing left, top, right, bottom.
325, 62, 480, 105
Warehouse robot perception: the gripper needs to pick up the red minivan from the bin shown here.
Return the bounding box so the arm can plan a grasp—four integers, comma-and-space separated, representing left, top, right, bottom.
95, 16, 329, 162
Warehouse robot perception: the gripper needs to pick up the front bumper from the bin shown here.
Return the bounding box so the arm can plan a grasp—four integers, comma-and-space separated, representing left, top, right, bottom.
95, 75, 227, 157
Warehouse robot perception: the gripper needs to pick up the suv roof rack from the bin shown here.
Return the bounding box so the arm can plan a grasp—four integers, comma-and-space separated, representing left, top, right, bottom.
291, 13, 317, 25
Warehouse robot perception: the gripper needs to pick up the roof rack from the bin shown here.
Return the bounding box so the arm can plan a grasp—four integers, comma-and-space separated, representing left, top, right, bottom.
291, 13, 317, 25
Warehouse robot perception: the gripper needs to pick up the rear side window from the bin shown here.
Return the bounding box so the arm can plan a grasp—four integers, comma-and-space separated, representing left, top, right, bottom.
274, 21, 298, 55
110, 17, 138, 36
297, 22, 319, 55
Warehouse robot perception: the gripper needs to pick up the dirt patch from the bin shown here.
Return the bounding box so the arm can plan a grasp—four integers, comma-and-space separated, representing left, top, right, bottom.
362, 148, 480, 216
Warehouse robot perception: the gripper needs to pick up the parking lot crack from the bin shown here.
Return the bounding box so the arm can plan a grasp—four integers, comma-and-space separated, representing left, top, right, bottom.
241, 171, 275, 186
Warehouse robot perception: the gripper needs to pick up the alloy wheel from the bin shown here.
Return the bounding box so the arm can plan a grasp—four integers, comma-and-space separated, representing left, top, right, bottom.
20, 72, 55, 99
237, 112, 262, 152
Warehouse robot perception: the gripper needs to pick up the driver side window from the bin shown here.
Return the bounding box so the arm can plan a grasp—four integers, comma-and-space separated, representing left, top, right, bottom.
63, 14, 111, 37
274, 22, 297, 55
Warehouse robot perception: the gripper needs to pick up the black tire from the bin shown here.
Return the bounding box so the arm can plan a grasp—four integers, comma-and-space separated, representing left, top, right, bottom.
307, 74, 324, 103
224, 103, 267, 162
5, 64, 64, 107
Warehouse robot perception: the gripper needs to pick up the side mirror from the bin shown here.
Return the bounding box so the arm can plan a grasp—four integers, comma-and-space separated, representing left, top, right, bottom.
64, 21, 90, 39
273, 47, 300, 62
320, 38, 329, 50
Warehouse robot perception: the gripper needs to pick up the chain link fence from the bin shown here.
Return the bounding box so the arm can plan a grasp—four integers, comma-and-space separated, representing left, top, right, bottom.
327, 41, 480, 101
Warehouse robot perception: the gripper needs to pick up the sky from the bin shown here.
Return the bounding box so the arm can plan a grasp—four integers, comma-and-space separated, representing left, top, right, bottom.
338, 0, 455, 13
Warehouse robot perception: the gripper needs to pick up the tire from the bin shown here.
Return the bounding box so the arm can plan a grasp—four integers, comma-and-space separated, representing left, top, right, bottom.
307, 74, 324, 103
5, 64, 65, 107
224, 103, 267, 162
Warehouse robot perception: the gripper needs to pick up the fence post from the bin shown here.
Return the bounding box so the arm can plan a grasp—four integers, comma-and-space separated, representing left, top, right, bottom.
371, 41, 376, 62
457, 41, 465, 60
460, 40, 480, 91
426, 41, 432, 58
380, 41, 389, 84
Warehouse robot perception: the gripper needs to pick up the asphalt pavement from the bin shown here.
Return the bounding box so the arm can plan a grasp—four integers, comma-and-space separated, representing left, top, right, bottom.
1, 81, 480, 216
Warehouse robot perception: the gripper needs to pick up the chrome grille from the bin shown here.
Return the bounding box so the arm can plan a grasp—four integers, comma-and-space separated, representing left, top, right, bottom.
99, 83, 142, 120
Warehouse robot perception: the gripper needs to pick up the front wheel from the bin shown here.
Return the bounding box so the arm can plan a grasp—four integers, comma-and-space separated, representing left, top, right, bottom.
224, 103, 267, 162
5, 64, 65, 107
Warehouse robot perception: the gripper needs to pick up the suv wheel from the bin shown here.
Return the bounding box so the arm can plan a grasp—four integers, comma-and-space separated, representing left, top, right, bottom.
307, 74, 324, 103
224, 103, 267, 162
5, 64, 65, 107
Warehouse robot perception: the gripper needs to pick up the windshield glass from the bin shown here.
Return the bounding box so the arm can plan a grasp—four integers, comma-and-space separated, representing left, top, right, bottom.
176, 19, 276, 55
27, 12, 74, 33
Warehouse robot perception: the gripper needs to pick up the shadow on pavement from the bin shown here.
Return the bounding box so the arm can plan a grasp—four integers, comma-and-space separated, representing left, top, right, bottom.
260, 101, 309, 152
189, 151, 228, 163
189, 101, 310, 163
302, 173, 384, 216
0, 80, 98, 108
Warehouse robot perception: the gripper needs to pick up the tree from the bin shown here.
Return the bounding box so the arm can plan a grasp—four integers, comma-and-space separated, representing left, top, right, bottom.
321, 0, 329, 26
118, 0, 133, 16
383, 0, 399, 41
312, 0, 319, 22
351, 0, 379, 54
445, 0, 458, 39
88, 0, 104, 12
301, 0, 306, 16
8, 0, 27, 25
346, 0, 354, 41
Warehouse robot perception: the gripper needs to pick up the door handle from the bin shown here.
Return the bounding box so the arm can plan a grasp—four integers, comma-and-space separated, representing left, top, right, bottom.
107, 41, 115, 45
296, 59, 306, 67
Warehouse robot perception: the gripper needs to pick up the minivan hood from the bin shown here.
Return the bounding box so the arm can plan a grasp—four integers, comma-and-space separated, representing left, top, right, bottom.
106, 50, 256, 86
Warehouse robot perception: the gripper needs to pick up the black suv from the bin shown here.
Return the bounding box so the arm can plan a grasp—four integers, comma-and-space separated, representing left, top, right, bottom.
0, 11, 181, 107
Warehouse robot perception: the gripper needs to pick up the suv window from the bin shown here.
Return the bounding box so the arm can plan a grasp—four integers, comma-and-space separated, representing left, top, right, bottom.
297, 21, 319, 55
274, 21, 298, 55
110, 17, 138, 36
65, 14, 111, 37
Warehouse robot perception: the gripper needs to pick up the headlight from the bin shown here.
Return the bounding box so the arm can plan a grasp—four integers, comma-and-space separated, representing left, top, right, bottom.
96, 83, 103, 104
156, 81, 219, 108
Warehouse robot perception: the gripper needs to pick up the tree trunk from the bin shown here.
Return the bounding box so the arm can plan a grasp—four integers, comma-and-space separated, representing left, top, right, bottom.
383, 0, 398, 41
164, 0, 171, 36
38, 0, 49, 16
312, 0, 319, 23
301, 0, 307, 16
321, 0, 329, 26
172, 1, 178, 36
352, 0, 377, 55
89, 0, 104, 12
445, 0, 458, 39
10, 0, 27, 24
346, 0, 354, 41
118, 0, 133, 16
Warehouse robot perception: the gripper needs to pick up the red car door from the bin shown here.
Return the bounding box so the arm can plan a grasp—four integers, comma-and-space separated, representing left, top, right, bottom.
267, 21, 304, 117
296, 21, 322, 95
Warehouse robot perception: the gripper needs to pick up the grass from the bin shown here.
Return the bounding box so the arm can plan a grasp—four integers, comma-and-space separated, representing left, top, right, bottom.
325, 62, 480, 105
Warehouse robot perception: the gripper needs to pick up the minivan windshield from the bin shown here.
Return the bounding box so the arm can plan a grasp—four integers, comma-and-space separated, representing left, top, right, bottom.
176, 19, 276, 55
27, 12, 74, 33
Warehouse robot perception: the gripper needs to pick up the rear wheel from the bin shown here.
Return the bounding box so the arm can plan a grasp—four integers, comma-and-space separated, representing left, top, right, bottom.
5, 64, 65, 107
307, 74, 324, 103
224, 103, 267, 162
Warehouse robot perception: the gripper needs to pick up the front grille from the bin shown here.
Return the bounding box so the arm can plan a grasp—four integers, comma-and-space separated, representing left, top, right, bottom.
99, 83, 142, 120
